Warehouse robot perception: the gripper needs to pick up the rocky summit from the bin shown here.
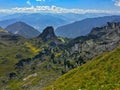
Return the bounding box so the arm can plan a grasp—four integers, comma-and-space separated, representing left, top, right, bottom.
39, 26, 57, 40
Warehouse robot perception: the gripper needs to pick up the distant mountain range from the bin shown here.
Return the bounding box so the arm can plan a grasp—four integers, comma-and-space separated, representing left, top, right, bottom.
1, 14, 120, 39
0, 13, 110, 32
5, 22, 40, 38
56, 15, 120, 38
0, 13, 67, 32
0, 13, 78, 31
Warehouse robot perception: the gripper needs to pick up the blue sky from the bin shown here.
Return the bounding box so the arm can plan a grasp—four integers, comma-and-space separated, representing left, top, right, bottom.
0, 0, 120, 14
0, 0, 115, 9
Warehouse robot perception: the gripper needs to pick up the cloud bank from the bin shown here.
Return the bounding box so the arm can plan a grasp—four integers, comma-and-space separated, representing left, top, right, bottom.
0, 5, 120, 14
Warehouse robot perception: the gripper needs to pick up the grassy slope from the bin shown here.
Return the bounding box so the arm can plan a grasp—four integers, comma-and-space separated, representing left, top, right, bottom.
0, 40, 38, 76
0, 37, 61, 90
44, 46, 120, 90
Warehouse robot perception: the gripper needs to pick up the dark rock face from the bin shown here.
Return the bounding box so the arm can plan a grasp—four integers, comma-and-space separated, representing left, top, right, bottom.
68, 22, 120, 61
39, 26, 57, 40
106, 22, 120, 29
9, 72, 17, 80
5, 22, 40, 38
89, 22, 120, 36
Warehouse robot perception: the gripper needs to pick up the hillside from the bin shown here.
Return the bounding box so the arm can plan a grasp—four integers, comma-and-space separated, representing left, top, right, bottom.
0, 29, 35, 77
56, 15, 120, 38
5, 22, 40, 38
1, 22, 120, 90
0, 26, 68, 90
0, 27, 8, 33
44, 46, 120, 90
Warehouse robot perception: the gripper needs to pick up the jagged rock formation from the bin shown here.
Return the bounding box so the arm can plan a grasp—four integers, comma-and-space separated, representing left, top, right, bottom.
68, 22, 120, 61
106, 22, 120, 29
39, 26, 57, 40
1, 22, 120, 90
5, 22, 40, 38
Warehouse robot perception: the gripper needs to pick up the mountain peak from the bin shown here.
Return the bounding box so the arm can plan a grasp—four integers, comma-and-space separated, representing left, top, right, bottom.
13, 21, 28, 26
5, 21, 40, 38
39, 26, 57, 40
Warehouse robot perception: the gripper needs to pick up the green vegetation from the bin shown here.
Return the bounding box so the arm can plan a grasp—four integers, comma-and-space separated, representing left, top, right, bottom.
1, 22, 120, 90
44, 46, 120, 90
0, 35, 69, 90
25, 42, 40, 54
0, 37, 40, 76
4, 70, 58, 90
58, 37, 65, 43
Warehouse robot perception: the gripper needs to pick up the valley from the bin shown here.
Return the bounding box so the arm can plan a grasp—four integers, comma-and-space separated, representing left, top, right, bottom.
0, 20, 120, 90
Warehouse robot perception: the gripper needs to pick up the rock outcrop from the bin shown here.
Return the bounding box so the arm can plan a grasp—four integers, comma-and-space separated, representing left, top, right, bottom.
39, 26, 57, 40
68, 22, 120, 61
106, 22, 120, 29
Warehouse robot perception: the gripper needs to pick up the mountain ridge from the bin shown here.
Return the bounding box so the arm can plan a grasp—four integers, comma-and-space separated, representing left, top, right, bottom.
56, 15, 120, 38
0, 13, 111, 32
5, 21, 40, 38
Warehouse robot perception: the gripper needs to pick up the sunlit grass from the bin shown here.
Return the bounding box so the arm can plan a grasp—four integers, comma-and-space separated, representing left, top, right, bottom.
44, 46, 120, 90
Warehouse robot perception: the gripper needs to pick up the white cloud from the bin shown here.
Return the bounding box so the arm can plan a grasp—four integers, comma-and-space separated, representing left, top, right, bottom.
26, 0, 31, 6
113, 0, 120, 6
0, 5, 120, 14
